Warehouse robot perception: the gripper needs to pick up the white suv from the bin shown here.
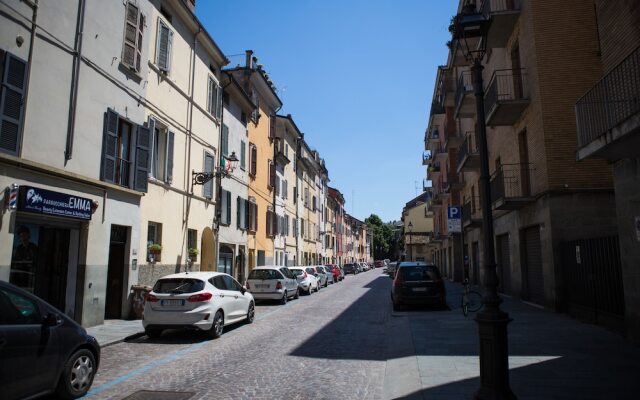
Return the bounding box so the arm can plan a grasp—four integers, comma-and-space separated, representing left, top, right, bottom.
246, 266, 299, 304
143, 272, 254, 339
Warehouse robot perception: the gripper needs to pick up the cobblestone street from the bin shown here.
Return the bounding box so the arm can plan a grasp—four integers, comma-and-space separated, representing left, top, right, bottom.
85, 270, 391, 400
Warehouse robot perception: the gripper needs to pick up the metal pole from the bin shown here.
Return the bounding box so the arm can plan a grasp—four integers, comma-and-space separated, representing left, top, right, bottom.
471, 59, 516, 400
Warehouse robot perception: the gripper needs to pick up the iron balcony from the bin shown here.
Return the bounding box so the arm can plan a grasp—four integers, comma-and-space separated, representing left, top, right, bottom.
485, 68, 530, 126
490, 163, 535, 210
454, 70, 475, 119
456, 131, 481, 172
481, 0, 522, 49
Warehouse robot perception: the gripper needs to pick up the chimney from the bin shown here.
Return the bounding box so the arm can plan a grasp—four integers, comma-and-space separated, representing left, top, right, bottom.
183, 0, 195, 12
245, 50, 254, 69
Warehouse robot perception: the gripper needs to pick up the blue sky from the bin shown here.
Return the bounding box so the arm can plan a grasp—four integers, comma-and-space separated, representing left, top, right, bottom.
197, 0, 457, 223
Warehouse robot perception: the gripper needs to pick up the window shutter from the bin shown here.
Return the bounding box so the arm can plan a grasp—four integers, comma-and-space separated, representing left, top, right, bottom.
275, 175, 280, 196
269, 114, 276, 139
203, 153, 214, 199
207, 77, 213, 114
244, 199, 249, 229
122, 2, 140, 71
220, 189, 227, 223
293, 187, 297, 204
134, 124, 151, 192
240, 141, 246, 169
269, 161, 275, 188
166, 130, 174, 184
216, 84, 223, 120
101, 109, 119, 183
266, 210, 271, 237
236, 196, 241, 228
156, 19, 172, 72
250, 145, 257, 175
226, 190, 232, 225
221, 124, 229, 156
0, 53, 27, 155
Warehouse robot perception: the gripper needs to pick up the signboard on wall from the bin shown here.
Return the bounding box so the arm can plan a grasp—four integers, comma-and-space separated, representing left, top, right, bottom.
447, 206, 462, 233
17, 185, 93, 220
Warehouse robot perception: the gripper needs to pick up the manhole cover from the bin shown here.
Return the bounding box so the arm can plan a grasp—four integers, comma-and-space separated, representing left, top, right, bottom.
122, 390, 195, 400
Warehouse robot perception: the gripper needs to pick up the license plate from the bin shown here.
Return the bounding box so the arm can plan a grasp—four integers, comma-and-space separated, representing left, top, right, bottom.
161, 299, 184, 306
412, 287, 427, 292
255, 284, 269, 289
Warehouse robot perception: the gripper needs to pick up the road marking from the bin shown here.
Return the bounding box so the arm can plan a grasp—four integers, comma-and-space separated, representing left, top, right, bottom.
87, 300, 300, 397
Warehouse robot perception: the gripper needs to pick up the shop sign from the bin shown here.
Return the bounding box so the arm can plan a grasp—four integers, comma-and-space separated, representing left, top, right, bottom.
18, 185, 92, 220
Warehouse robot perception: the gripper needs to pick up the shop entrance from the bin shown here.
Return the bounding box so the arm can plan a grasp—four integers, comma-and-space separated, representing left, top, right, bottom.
105, 225, 128, 319
10, 223, 70, 313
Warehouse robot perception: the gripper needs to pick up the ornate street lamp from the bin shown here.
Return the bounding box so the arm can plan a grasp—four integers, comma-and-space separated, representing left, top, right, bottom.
450, 4, 516, 400
191, 151, 239, 185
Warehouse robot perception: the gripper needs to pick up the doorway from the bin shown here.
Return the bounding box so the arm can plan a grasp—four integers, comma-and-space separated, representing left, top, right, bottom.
218, 245, 234, 275
105, 225, 127, 319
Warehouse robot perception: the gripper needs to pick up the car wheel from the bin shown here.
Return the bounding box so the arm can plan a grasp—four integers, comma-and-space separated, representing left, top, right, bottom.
245, 302, 255, 324
145, 327, 162, 338
315, 283, 319, 292
55, 348, 96, 399
324, 280, 328, 288
294, 288, 300, 299
280, 291, 288, 304
207, 310, 224, 339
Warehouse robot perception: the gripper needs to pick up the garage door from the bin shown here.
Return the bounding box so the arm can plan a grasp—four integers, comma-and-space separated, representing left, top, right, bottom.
496, 234, 511, 294
522, 226, 544, 305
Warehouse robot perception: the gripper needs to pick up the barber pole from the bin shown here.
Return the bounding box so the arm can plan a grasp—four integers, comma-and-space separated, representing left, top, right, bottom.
8, 184, 18, 210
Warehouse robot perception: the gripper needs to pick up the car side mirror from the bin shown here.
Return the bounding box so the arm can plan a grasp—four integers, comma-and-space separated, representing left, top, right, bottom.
240, 287, 246, 295
43, 312, 60, 327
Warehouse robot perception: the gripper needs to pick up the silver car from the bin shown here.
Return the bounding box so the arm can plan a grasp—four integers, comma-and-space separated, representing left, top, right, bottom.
321, 266, 335, 284
246, 266, 299, 304
387, 261, 398, 277
307, 266, 327, 288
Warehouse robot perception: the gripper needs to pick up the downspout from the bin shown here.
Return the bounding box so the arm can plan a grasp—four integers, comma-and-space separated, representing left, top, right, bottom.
17, 0, 38, 157
65, 0, 86, 162
187, 28, 201, 269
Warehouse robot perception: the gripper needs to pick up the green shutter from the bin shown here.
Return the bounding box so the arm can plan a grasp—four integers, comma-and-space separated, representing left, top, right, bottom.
101, 109, 119, 183
221, 124, 229, 156
226, 190, 232, 225
240, 140, 246, 169
134, 124, 151, 192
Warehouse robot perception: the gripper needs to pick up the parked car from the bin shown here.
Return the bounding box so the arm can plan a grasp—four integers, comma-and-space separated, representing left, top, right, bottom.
0, 281, 101, 400
290, 266, 318, 294
387, 261, 398, 277
144, 272, 255, 339
246, 266, 299, 304
321, 266, 335, 284
342, 263, 358, 275
361, 262, 370, 271
314, 266, 330, 287
391, 262, 446, 310
374, 260, 384, 268
326, 264, 342, 282
305, 266, 325, 289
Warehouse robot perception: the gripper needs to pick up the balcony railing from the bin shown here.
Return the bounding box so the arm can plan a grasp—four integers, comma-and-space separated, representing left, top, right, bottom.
116, 157, 131, 187
462, 196, 482, 227
422, 151, 433, 165
485, 68, 530, 126
431, 99, 445, 116
576, 45, 640, 151
455, 70, 474, 118
456, 131, 480, 172
481, 0, 522, 48
490, 163, 535, 210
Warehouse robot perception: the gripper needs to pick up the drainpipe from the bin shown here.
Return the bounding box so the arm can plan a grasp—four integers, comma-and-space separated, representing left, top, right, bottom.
64, 0, 86, 162
17, 0, 38, 157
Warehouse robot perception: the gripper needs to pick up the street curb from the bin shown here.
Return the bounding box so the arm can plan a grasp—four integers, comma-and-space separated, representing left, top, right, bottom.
100, 331, 146, 348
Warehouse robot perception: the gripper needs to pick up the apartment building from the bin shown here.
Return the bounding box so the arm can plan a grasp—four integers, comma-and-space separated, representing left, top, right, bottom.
402, 192, 434, 263
227, 51, 282, 269
328, 187, 346, 265
574, 0, 640, 340
426, 0, 616, 313
138, 0, 230, 289
315, 155, 329, 264
0, 0, 158, 327
297, 139, 318, 264
275, 115, 301, 266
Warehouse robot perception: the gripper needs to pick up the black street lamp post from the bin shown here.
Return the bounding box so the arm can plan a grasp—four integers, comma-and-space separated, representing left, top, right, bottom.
451, 7, 516, 400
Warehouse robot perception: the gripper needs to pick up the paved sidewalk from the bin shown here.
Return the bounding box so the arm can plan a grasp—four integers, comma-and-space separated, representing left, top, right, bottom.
385, 280, 640, 400
86, 319, 145, 347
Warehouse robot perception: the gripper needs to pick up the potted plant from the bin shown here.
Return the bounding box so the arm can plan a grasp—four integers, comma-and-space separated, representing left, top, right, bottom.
188, 247, 199, 258
148, 243, 162, 255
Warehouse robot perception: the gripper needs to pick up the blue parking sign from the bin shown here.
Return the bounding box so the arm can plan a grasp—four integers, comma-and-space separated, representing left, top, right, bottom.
448, 206, 462, 233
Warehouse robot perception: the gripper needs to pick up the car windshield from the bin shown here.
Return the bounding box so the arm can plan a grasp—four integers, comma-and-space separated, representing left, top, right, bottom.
248, 269, 282, 280
290, 269, 304, 277
399, 266, 441, 281
153, 278, 205, 294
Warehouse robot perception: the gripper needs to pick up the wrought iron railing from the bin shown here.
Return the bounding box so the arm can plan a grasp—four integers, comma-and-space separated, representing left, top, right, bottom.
431, 99, 445, 116
481, 0, 522, 17
490, 163, 533, 203
462, 196, 481, 224
575, 45, 640, 148
485, 68, 529, 114
457, 131, 478, 167
455, 70, 474, 112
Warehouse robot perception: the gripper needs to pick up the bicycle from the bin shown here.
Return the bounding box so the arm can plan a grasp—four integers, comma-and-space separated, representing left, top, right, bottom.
461, 278, 483, 317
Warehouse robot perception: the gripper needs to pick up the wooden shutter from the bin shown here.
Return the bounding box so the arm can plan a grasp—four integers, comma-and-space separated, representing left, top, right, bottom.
166, 130, 174, 184
240, 141, 246, 169
266, 210, 272, 237
134, 124, 151, 192
236, 196, 241, 228
122, 2, 141, 71
250, 144, 257, 175
0, 53, 27, 155
220, 189, 227, 223
216, 84, 223, 120
275, 175, 280, 196
269, 113, 276, 139
203, 153, 214, 199
244, 199, 250, 229
293, 187, 297, 204
101, 109, 119, 183
207, 77, 214, 114
156, 19, 172, 72
226, 190, 232, 225
269, 161, 275, 188
221, 124, 229, 156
